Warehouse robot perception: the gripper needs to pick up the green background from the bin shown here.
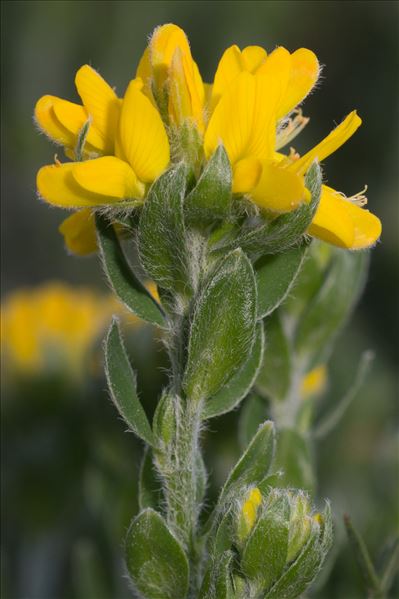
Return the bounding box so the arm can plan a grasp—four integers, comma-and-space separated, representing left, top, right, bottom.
1, 1, 398, 598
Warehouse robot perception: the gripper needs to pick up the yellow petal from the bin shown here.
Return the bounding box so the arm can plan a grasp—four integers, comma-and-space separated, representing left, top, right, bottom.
292, 111, 362, 175
308, 185, 355, 247
277, 48, 320, 119
72, 156, 144, 200
204, 71, 255, 164
136, 47, 152, 83
150, 23, 191, 88
37, 162, 122, 208
117, 79, 170, 182
250, 161, 307, 212
58, 209, 97, 256
241, 46, 268, 71
211, 45, 245, 108
75, 65, 120, 153
52, 98, 106, 152
168, 47, 205, 131
211, 45, 267, 109
233, 157, 262, 193
247, 47, 291, 160
34, 95, 76, 147
309, 185, 381, 249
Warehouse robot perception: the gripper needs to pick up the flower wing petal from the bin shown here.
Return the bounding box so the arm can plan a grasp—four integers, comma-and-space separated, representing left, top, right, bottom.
250, 161, 307, 212
52, 98, 106, 152
37, 162, 122, 208
72, 156, 144, 200
34, 95, 76, 147
309, 185, 381, 249
58, 209, 97, 256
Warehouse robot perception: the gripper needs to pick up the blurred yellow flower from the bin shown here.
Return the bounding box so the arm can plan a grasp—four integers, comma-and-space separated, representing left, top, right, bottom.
301, 365, 328, 399
35, 23, 381, 253
1, 282, 158, 380
1, 283, 115, 378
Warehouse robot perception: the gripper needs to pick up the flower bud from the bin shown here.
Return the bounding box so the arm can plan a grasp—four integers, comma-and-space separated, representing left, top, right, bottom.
286, 491, 312, 562
236, 487, 262, 542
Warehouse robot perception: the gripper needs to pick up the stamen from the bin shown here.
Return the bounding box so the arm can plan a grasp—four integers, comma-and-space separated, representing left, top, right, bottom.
276, 109, 310, 150
337, 185, 368, 206
54, 154, 61, 166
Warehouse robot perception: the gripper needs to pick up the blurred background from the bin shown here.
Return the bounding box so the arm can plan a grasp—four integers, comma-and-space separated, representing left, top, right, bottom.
1, 1, 398, 598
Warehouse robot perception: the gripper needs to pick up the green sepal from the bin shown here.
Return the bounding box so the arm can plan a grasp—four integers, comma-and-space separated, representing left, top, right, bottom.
104, 319, 155, 446
241, 492, 290, 592
256, 243, 309, 319
185, 145, 232, 225
264, 503, 333, 599
219, 421, 275, 504
212, 162, 322, 261
183, 249, 257, 402
256, 313, 292, 402
238, 394, 268, 450
96, 214, 165, 328
199, 551, 234, 599
273, 428, 315, 494
203, 322, 264, 419
125, 508, 189, 599
138, 164, 190, 293
294, 249, 369, 370
138, 447, 164, 511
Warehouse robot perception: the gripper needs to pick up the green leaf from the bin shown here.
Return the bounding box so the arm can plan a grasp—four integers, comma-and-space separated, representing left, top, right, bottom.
256, 313, 292, 402
294, 249, 369, 370
139, 447, 163, 511
183, 249, 257, 402
238, 393, 268, 450
273, 428, 315, 493
213, 162, 322, 260
185, 145, 232, 225
313, 351, 374, 439
104, 319, 154, 446
125, 508, 189, 599
241, 492, 290, 591
344, 514, 382, 597
138, 164, 189, 293
264, 503, 333, 599
153, 391, 177, 446
256, 243, 308, 319
219, 421, 275, 503
96, 214, 165, 328
203, 322, 264, 419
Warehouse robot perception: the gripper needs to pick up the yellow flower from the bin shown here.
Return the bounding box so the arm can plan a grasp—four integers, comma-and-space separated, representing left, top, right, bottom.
237, 487, 263, 541
1, 283, 116, 378
35, 68, 170, 254
137, 23, 206, 133
301, 365, 328, 399
35, 23, 381, 253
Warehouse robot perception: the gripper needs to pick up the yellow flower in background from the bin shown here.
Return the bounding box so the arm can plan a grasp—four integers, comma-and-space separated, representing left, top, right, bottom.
35, 23, 381, 253
1, 282, 158, 380
1, 283, 113, 378
301, 365, 328, 399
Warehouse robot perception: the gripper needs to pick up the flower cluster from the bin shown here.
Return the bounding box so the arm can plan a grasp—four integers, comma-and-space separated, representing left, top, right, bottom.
35, 24, 381, 255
